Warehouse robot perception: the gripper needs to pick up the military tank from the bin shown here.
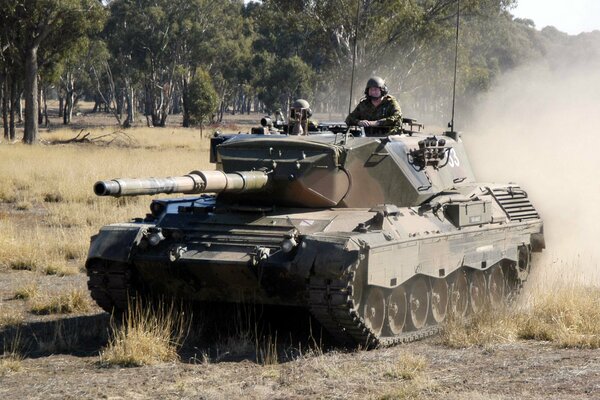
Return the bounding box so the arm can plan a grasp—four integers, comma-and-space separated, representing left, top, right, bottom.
86, 101, 544, 347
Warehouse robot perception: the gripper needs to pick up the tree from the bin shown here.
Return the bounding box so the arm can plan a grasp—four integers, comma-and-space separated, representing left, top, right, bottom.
1, 0, 105, 144
184, 68, 218, 135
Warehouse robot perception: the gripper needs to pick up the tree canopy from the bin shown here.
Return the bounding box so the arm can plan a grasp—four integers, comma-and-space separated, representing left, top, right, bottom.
0, 0, 595, 142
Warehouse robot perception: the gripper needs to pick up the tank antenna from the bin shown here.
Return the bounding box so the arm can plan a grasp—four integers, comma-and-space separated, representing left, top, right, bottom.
348, 1, 361, 116
449, 0, 461, 133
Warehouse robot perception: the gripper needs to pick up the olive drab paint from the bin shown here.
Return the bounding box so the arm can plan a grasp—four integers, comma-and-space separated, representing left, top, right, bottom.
86, 120, 544, 347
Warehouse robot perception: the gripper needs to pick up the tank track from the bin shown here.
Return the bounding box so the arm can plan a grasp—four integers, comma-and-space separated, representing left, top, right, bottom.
308, 276, 441, 348
87, 260, 133, 313
307, 247, 532, 348
88, 249, 529, 348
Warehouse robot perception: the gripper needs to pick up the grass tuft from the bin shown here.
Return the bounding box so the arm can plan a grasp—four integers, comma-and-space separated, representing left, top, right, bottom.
383, 352, 428, 381
0, 332, 23, 376
29, 289, 91, 315
42, 263, 78, 276
43, 192, 64, 203
255, 332, 279, 365
15, 201, 32, 211
439, 304, 519, 349
517, 286, 600, 348
99, 299, 188, 367
13, 284, 38, 300
0, 306, 24, 328
9, 260, 35, 271
440, 285, 600, 349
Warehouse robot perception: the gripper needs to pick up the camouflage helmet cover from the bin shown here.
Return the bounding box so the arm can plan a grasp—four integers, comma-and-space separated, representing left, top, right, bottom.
364, 76, 388, 96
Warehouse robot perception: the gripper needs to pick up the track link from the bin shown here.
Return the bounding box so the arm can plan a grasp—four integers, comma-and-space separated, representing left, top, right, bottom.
308, 271, 441, 348
307, 252, 531, 349
87, 261, 133, 313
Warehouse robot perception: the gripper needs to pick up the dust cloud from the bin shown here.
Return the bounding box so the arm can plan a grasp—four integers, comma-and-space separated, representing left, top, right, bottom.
462, 59, 600, 288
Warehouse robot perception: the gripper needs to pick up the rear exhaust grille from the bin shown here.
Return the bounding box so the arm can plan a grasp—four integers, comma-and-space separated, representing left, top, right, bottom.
490, 186, 540, 221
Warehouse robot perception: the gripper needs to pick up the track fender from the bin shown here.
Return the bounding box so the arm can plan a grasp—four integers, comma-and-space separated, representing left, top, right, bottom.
293, 234, 360, 279
86, 224, 149, 263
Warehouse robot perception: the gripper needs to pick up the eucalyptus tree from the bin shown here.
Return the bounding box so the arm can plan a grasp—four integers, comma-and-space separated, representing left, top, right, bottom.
3, 0, 104, 144
105, 0, 245, 127
252, 0, 528, 120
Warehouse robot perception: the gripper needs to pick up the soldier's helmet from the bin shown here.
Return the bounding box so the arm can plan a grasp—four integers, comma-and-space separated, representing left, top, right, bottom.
364, 76, 388, 97
292, 99, 312, 118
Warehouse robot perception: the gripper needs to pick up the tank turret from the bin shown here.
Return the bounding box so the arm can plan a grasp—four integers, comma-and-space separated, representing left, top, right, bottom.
86, 123, 544, 348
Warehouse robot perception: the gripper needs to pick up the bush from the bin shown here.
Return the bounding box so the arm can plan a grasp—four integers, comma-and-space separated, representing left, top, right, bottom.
183, 68, 218, 129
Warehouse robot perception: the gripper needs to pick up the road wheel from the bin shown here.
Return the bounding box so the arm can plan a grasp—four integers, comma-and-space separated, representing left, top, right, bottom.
408, 276, 430, 330
487, 265, 505, 308
430, 278, 449, 324
387, 285, 407, 335
449, 269, 469, 317
362, 287, 386, 336
469, 270, 487, 314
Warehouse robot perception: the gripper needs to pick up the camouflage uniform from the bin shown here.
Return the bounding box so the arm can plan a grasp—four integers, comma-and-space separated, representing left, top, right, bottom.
345, 95, 403, 133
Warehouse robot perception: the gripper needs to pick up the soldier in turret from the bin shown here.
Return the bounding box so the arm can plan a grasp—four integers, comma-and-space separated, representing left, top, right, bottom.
346, 76, 402, 135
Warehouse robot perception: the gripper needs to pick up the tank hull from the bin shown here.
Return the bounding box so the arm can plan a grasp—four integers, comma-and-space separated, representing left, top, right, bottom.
87, 183, 543, 346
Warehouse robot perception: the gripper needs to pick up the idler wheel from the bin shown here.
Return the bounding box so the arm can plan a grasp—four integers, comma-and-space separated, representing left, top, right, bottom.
450, 270, 469, 317
518, 245, 531, 272
487, 266, 505, 308
350, 263, 367, 311
469, 270, 487, 313
408, 276, 430, 330
430, 278, 449, 324
387, 286, 407, 335
362, 287, 385, 336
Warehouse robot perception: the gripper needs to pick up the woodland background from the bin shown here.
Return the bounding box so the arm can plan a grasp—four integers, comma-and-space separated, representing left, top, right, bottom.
1, 0, 599, 143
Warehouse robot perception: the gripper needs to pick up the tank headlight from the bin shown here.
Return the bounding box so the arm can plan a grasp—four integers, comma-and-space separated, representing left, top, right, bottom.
148, 231, 165, 246
281, 238, 298, 253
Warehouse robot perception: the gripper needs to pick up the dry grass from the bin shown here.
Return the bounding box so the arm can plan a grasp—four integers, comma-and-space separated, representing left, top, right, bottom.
440, 284, 600, 349
517, 286, 600, 348
439, 305, 520, 349
42, 262, 79, 276
99, 300, 188, 367
0, 128, 214, 275
383, 352, 428, 381
0, 332, 23, 376
29, 289, 92, 315
255, 332, 279, 365
13, 284, 38, 300
0, 305, 24, 328
279, 349, 433, 400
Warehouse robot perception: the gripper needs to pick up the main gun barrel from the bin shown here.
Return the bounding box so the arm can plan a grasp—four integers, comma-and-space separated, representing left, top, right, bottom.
94, 170, 269, 197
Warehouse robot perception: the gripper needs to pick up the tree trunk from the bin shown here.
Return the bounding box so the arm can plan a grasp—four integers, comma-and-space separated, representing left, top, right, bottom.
182, 77, 190, 128
63, 72, 74, 125
116, 88, 123, 118
9, 78, 16, 140
125, 84, 134, 127
23, 45, 39, 143
43, 86, 49, 127
144, 83, 154, 127
1, 75, 7, 139
58, 96, 64, 116
17, 90, 23, 124
38, 83, 43, 125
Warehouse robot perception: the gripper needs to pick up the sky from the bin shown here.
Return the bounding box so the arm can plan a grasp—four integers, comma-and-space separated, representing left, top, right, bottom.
511, 0, 600, 35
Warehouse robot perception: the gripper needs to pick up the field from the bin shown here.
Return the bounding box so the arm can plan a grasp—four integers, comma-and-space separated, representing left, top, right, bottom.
1, 107, 600, 399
